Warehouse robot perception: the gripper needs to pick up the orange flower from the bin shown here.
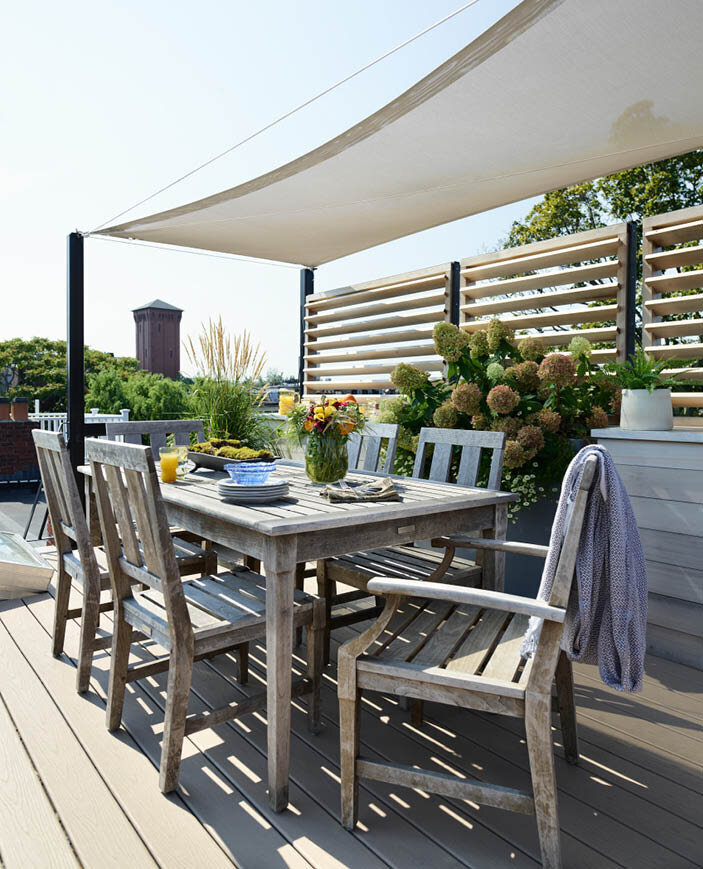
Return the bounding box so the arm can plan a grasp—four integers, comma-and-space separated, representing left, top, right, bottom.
304, 419, 314, 432
341, 394, 357, 404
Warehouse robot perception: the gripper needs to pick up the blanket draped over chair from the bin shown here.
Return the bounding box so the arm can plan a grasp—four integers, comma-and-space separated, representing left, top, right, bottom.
523, 444, 648, 692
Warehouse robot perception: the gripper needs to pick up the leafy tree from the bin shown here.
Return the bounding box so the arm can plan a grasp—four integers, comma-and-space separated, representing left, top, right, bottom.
85, 368, 190, 420
84, 368, 129, 414
505, 150, 703, 260
125, 371, 190, 421
0, 337, 138, 411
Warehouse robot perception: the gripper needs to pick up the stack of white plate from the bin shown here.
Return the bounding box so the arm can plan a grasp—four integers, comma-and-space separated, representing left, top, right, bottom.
217, 478, 289, 504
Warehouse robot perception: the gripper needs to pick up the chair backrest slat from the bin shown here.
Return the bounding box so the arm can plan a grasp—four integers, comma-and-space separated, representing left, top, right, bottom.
105, 420, 205, 461
347, 423, 399, 474
32, 430, 99, 581
86, 438, 192, 642
411, 428, 506, 489
547, 455, 598, 609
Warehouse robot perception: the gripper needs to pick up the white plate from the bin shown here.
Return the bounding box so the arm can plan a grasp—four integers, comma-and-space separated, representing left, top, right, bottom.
217, 482, 289, 492
219, 492, 290, 503
217, 478, 288, 491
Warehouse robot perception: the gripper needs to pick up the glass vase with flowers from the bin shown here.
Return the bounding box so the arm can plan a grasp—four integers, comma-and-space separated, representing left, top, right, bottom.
286, 394, 366, 483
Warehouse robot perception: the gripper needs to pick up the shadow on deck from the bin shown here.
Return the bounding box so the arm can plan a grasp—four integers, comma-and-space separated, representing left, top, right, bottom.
0, 551, 701, 869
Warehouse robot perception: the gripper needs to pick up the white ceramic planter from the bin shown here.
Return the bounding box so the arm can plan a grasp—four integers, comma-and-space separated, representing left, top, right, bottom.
620, 388, 673, 431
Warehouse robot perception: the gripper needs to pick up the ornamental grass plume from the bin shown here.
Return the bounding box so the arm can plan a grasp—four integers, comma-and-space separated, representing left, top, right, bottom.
486, 362, 505, 383
487, 318, 515, 351
538, 353, 577, 388
517, 424, 545, 453
568, 335, 593, 359
486, 384, 520, 415
451, 381, 482, 415
391, 362, 429, 394
518, 336, 543, 361
433, 401, 458, 428
433, 322, 470, 362
491, 416, 521, 437
587, 406, 609, 428
469, 329, 489, 359
505, 360, 540, 391
503, 439, 527, 469
529, 407, 562, 433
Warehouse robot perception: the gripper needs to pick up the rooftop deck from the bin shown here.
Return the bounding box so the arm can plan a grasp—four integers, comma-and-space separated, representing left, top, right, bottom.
0, 541, 700, 869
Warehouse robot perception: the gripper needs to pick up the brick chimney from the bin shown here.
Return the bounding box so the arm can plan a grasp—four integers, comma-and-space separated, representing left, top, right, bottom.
132, 299, 183, 379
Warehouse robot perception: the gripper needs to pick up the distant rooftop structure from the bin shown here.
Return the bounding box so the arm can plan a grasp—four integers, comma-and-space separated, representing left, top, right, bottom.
132, 299, 183, 313
133, 299, 182, 379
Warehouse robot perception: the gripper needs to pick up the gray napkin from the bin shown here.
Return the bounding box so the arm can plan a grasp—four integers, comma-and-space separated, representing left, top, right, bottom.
321, 477, 401, 503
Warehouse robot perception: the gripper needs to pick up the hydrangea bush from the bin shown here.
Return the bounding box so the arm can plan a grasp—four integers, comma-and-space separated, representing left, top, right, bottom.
383, 321, 619, 516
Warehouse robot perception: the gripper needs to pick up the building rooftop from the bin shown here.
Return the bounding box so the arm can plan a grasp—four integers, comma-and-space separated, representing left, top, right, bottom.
132, 299, 183, 312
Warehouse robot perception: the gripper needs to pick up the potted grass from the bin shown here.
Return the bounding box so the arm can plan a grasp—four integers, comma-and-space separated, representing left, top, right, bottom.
606, 347, 677, 431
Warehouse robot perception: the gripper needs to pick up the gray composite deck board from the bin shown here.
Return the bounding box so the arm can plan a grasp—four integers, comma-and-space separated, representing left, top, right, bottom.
1, 558, 701, 869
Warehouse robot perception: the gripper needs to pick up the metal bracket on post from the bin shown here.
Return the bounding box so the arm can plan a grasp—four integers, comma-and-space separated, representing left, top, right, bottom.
298, 268, 315, 396
625, 220, 638, 361
66, 232, 85, 496
449, 261, 461, 326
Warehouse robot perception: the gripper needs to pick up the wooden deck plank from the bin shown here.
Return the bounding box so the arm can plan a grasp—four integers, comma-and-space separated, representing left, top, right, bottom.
330, 619, 703, 867
0, 694, 79, 869
1, 595, 237, 869
27, 588, 318, 869
4, 554, 701, 869
0, 605, 157, 869
52, 578, 535, 869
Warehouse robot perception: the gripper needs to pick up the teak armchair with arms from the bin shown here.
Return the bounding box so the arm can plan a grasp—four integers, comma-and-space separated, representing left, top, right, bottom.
337, 455, 598, 869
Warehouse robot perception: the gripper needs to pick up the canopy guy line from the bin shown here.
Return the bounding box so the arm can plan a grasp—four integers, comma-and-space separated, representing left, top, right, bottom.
91, 0, 482, 233
89, 235, 300, 269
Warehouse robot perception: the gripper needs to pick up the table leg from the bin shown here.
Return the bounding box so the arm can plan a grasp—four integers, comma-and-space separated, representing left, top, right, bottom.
264, 535, 297, 812
479, 504, 507, 591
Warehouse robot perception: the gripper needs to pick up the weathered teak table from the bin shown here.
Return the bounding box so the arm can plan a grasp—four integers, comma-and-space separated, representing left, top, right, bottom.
82, 460, 515, 812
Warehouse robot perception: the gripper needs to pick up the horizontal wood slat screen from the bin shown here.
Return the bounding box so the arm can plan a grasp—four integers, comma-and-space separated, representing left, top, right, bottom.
642, 205, 703, 409
458, 224, 631, 364
304, 264, 451, 395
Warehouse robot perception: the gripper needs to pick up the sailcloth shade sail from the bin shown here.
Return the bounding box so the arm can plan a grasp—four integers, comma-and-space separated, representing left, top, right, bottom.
95, 0, 703, 267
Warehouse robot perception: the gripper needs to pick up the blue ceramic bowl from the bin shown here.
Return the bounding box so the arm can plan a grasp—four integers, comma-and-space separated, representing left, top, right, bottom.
224, 461, 277, 485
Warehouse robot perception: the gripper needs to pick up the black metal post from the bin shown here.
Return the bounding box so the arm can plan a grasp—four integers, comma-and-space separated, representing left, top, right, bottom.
449, 261, 461, 326
66, 232, 85, 485
625, 220, 638, 361
298, 268, 315, 395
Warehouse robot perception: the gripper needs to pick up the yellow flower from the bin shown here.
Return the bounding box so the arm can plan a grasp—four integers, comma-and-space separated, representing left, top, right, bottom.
324, 406, 335, 417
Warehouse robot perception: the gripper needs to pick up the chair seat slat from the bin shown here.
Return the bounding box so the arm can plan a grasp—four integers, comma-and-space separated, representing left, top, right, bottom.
445, 610, 508, 674
481, 614, 530, 683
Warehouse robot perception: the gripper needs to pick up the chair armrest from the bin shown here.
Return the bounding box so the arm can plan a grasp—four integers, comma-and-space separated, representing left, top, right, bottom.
366, 577, 565, 623
431, 536, 549, 559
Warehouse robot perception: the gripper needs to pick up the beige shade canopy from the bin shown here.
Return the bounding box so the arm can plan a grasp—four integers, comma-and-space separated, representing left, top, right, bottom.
94, 0, 703, 267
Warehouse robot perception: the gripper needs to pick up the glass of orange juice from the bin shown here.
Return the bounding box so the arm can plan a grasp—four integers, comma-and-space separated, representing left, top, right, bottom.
159, 447, 179, 483
278, 388, 300, 415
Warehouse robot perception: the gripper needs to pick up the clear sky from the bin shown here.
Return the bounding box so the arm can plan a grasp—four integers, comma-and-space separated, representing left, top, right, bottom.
1, 0, 536, 377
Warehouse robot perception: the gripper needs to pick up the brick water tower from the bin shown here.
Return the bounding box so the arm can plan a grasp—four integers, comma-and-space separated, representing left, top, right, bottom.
132, 299, 183, 379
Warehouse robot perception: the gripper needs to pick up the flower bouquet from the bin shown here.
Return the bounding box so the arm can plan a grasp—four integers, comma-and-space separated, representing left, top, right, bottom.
286, 394, 366, 483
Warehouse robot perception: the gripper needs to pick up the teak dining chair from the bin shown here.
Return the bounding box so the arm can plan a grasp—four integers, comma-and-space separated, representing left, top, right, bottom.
32, 429, 217, 693
104, 418, 205, 460
337, 454, 598, 869
317, 427, 506, 663
86, 438, 324, 793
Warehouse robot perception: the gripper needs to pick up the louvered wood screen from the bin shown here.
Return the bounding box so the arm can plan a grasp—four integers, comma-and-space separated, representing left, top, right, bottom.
303, 264, 452, 396
458, 224, 632, 362
642, 205, 703, 409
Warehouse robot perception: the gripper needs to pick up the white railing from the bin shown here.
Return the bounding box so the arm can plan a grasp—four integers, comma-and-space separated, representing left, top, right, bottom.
29, 406, 130, 433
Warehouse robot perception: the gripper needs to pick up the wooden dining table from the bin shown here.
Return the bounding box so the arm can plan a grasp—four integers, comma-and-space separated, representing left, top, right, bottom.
81, 459, 515, 812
